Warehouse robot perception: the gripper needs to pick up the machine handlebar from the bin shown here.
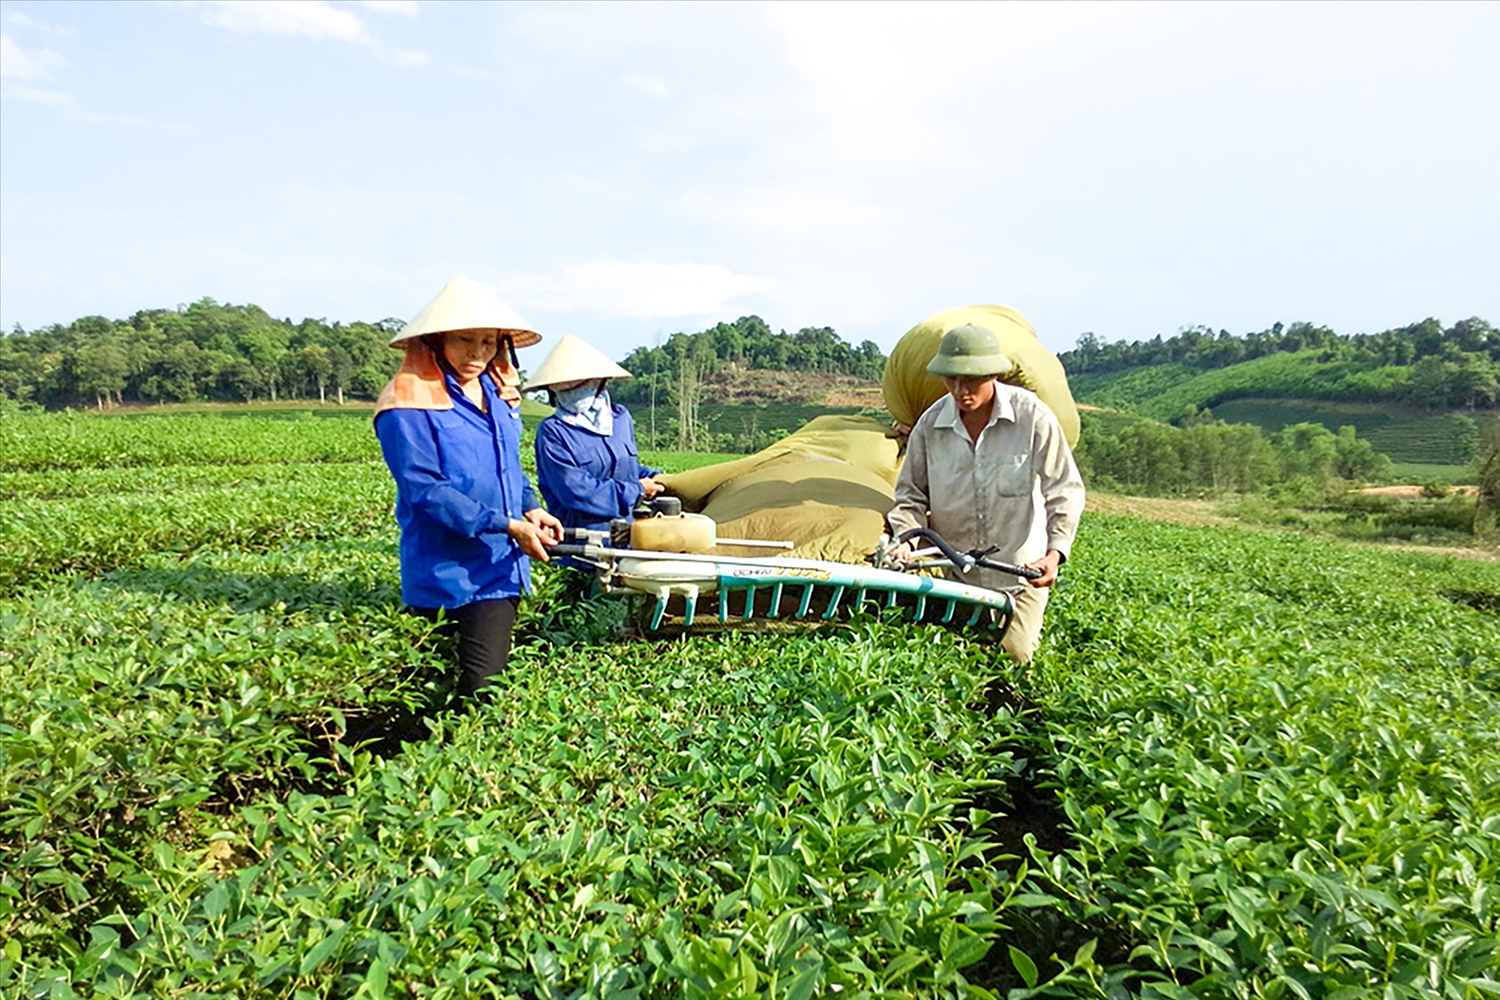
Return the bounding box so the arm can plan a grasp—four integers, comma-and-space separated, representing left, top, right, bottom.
892, 528, 1044, 580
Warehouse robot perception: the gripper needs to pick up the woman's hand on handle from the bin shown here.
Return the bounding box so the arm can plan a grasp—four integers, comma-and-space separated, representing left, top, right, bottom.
640, 477, 664, 499
524, 507, 563, 543
509, 509, 562, 561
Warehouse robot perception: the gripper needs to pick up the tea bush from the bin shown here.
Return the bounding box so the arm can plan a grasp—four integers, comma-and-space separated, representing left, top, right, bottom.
2, 412, 1497, 998
1030, 519, 1500, 997
25, 628, 1043, 997
0, 412, 380, 472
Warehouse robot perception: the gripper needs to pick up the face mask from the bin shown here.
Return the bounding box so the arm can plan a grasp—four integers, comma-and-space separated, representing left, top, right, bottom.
554, 382, 602, 414
555, 382, 614, 436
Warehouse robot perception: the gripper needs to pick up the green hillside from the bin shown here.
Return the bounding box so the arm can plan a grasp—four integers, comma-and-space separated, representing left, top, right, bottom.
1067, 364, 1199, 411
1062, 317, 1499, 467
1070, 352, 1495, 465
1209, 400, 1488, 465
1075, 351, 1403, 420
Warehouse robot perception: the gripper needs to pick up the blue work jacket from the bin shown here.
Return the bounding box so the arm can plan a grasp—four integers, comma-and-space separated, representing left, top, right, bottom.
535, 406, 660, 533
374, 372, 538, 609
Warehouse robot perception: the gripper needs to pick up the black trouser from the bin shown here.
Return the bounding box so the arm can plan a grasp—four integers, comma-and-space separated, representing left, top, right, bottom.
409, 597, 518, 702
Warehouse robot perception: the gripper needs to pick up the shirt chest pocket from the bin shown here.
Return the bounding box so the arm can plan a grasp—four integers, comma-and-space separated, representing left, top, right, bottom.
432, 419, 493, 488
990, 451, 1032, 497
612, 435, 638, 477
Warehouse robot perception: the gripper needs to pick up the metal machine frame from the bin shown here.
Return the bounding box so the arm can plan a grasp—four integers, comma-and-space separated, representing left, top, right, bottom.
547, 527, 1041, 635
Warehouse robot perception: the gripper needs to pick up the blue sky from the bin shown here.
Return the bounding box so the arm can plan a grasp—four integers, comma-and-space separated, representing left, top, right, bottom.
2, 0, 1496, 358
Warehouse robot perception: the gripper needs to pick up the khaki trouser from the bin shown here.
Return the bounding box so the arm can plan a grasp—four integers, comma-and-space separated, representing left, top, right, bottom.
1000, 585, 1049, 663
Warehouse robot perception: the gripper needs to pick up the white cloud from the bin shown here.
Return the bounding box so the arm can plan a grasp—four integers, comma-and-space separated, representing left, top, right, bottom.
500, 261, 770, 320
199, 1, 365, 41
621, 72, 671, 99
0, 33, 171, 125
0, 80, 168, 126
0, 33, 67, 79
509, 3, 678, 58
195, 1, 428, 66
2, 82, 71, 106
6, 11, 71, 34
360, 1, 420, 16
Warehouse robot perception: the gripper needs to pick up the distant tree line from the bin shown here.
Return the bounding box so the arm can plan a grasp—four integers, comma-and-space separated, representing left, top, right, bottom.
0, 299, 405, 410
1076, 413, 1392, 495
1, 305, 886, 416
1061, 317, 1500, 410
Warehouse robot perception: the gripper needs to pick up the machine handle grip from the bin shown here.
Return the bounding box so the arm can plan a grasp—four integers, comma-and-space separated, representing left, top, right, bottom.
893, 528, 1043, 580
975, 556, 1045, 580
544, 544, 593, 558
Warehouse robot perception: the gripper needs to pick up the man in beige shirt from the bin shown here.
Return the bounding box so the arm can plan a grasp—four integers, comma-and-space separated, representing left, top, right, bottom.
887, 323, 1085, 663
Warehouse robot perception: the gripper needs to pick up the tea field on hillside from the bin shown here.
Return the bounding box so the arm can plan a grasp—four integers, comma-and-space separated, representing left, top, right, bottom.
2, 413, 1497, 998
1069, 364, 1493, 468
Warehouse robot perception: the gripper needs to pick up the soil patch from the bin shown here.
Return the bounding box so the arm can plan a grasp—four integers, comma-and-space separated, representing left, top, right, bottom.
1358, 484, 1478, 498
700, 365, 881, 406
820, 386, 887, 408
1442, 589, 1500, 614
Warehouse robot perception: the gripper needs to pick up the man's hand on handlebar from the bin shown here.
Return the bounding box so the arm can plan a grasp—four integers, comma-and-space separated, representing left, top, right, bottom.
1024, 550, 1063, 588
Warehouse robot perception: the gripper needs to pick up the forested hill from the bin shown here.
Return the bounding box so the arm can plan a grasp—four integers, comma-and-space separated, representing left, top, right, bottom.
0, 301, 885, 411
1062, 317, 1500, 414
608, 315, 885, 405
1, 299, 406, 409
1062, 317, 1500, 468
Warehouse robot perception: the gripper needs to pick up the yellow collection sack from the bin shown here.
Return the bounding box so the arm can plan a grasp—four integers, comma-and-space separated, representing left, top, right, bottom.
882, 304, 1080, 446
658, 414, 899, 509
704, 456, 893, 564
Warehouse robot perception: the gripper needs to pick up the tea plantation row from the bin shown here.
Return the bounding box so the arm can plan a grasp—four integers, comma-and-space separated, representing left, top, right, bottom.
2, 413, 1496, 998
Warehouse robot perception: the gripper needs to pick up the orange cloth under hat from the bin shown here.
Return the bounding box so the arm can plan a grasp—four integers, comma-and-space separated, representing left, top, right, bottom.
374, 340, 521, 416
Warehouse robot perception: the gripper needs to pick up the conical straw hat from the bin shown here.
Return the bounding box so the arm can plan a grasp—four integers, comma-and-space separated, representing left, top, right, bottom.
389, 274, 540, 348
523, 334, 632, 390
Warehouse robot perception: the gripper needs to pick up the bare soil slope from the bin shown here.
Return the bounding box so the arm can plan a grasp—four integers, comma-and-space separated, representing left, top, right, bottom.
700, 365, 883, 406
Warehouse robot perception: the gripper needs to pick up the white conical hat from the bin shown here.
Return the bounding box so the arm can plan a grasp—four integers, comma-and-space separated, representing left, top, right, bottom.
390, 274, 540, 347
522, 334, 632, 390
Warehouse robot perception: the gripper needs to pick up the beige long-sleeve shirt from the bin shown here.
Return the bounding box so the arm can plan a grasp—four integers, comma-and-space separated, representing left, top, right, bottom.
888, 383, 1085, 593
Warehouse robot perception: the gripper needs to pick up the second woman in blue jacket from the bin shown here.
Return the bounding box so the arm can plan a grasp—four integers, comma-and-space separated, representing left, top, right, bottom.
527, 335, 663, 533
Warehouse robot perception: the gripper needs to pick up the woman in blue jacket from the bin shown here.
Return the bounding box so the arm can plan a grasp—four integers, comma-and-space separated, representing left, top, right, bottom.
526, 334, 663, 533
373, 274, 562, 702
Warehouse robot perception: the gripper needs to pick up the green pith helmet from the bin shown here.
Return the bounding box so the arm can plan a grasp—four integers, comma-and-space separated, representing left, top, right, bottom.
924, 323, 1015, 378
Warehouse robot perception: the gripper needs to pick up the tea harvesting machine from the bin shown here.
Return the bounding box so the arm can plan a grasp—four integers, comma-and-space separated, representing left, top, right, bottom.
545, 497, 1042, 634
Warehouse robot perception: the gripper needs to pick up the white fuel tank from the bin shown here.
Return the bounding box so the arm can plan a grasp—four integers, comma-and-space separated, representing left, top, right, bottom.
616, 557, 720, 595
629, 512, 716, 554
